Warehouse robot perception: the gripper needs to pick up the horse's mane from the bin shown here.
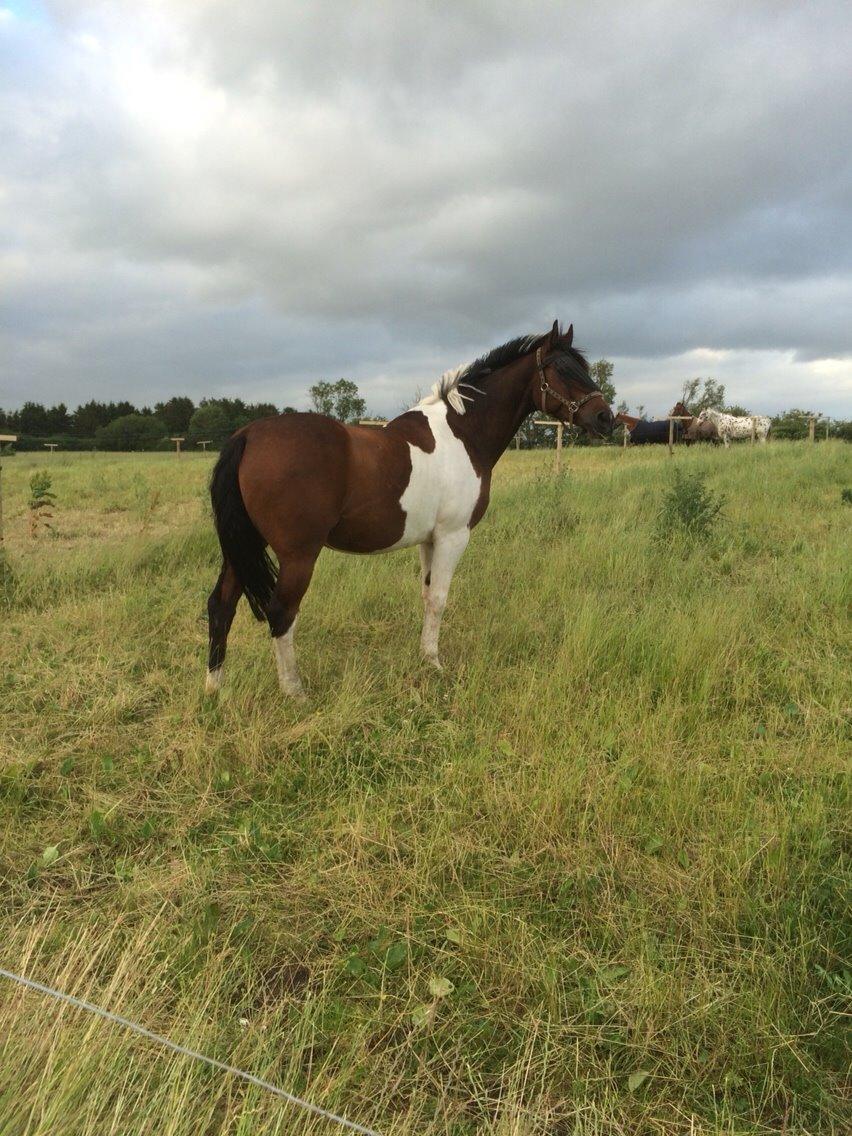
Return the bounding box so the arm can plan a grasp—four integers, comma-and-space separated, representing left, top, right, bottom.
418, 330, 594, 416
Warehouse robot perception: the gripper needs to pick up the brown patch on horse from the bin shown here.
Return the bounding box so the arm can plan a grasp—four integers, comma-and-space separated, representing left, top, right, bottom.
389, 410, 436, 452
468, 471, 491, 529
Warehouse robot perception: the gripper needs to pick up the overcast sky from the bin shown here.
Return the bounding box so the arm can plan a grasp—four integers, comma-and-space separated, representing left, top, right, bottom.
2, 1, 852, 418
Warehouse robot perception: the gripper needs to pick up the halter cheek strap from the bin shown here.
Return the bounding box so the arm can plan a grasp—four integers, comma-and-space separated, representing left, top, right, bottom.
535, 347, 600, 425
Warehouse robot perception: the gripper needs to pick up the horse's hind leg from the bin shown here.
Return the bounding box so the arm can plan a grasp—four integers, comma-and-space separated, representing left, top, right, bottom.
206, 561, 243, 694
266, 547, 320, 698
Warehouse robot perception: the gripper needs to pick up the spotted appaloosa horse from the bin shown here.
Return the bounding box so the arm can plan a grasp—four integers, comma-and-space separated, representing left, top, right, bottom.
697, 408, 770, 447
206, 322, 613, 698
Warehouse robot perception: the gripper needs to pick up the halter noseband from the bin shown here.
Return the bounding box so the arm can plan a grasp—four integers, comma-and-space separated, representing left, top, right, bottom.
535, 346, 601, 425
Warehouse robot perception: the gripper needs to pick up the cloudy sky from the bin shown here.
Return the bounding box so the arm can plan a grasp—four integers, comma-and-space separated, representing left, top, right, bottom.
2, 0, 852, 418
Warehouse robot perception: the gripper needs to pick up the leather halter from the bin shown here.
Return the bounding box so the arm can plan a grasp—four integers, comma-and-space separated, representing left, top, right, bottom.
535, 347, 601, 425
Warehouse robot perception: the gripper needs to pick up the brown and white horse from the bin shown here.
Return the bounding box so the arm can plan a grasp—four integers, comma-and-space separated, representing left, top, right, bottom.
206, 321, 613, 697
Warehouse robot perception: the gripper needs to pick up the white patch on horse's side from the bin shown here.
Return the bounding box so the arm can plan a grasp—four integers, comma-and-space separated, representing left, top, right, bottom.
272, 619, 304, 697
388, 399, 482, 551
205, 667, 222, 694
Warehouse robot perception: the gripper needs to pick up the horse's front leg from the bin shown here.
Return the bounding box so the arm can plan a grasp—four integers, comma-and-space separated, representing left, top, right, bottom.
419, 541, 433, 603
420, 530, 469, 670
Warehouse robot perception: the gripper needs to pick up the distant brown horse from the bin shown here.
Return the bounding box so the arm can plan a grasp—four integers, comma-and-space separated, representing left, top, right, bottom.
677, 401, 722, 444
668, 401, 694, 427
206, 322, 613, 697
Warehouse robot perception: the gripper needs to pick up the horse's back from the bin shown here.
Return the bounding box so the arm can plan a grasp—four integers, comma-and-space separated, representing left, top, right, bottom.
240, 413, 351, 480
631, 420, 678, 445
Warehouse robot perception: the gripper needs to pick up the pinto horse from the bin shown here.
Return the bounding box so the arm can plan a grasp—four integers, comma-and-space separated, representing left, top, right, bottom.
206, 321, 613, 698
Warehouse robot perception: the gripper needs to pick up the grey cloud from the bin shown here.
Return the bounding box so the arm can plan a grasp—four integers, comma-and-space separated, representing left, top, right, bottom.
2, 1, 852, 415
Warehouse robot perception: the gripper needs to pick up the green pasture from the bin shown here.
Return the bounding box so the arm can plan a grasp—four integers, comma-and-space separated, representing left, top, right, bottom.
0, 442, 849, 1135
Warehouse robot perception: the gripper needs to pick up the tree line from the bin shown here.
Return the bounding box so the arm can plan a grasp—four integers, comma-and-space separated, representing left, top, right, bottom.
0, 380, 364, 451
1, 368, 847, 450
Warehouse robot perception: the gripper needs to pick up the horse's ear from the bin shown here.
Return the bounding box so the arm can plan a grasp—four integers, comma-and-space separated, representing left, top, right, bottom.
563, 323, 574, 347
550, 319, 560, 342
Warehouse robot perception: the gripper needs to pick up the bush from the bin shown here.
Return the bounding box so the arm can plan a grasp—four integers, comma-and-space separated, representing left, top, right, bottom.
657, 469, 724, 541
95, 414, 168, 452
28, 470, 56, 537
186, 403, 232, 448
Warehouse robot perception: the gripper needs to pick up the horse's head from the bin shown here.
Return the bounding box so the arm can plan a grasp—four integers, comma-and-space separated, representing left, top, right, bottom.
669, 401, 693, 422
532, 321, 613, 438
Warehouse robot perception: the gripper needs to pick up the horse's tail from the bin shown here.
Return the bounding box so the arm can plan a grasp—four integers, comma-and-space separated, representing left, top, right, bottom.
209, 433, 277, 621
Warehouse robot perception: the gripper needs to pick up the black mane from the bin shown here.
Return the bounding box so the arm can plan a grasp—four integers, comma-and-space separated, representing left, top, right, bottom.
454, 331, 597, 394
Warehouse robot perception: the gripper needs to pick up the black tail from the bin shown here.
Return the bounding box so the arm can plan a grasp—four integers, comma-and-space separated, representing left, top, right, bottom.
209, 433, 277, 621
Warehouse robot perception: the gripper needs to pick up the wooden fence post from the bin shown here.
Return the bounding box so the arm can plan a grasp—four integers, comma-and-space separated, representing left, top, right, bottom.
623, 424, 628, 449
196, 440, 212, 453
668, 416, 675, 457
171, 436, 184, 456
808, 417, 815, 444
0, 435, 18, 548
529, 420, 563, 474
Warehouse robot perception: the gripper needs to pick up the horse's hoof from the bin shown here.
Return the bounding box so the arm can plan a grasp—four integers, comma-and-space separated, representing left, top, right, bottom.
205, 669, 222, 695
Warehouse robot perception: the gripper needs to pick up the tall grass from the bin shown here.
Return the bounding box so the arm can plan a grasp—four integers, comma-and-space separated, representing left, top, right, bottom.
0, 443, 850, 1134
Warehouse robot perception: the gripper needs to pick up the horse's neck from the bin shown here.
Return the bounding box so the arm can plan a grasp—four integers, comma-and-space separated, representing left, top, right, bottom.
454, 360, 534, 468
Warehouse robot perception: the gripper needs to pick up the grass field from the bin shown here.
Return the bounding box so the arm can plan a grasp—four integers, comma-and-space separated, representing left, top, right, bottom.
0, 441, 849, 1135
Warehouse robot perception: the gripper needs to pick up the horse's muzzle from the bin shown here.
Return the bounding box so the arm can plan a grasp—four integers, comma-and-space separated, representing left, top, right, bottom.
588, 408, 614, 438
